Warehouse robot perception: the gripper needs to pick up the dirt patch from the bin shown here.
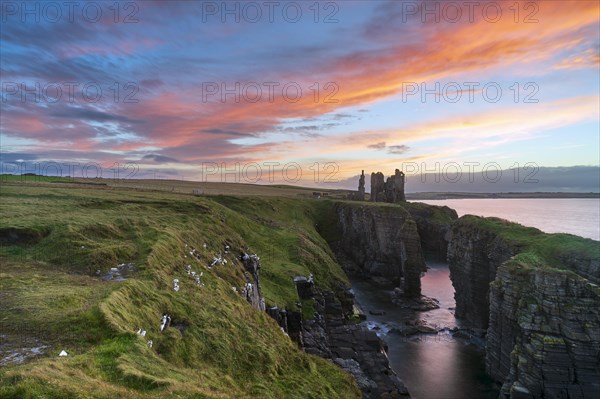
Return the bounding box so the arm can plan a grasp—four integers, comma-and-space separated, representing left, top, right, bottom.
0, 227, 50, 245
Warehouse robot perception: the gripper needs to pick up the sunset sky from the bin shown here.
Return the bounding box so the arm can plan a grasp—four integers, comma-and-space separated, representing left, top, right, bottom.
1, 0, 599, 187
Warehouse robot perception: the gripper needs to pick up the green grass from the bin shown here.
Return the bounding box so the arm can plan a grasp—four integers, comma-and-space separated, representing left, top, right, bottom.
0, 182, 360, 398
0, 174, 74, 183
457, 215, 599, 271
402, 201, 458, 224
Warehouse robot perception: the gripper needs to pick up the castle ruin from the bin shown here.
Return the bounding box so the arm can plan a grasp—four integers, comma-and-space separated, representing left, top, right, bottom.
350, 169, 406, 203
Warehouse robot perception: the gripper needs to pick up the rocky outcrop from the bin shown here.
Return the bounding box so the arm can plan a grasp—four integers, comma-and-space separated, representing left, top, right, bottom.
241, 253, 266, 312
302, 291, 410, 398
447, 218, 522, 328
488, 260, 600, 399
333, 203, 425, 297
405, 203, 457, 260
294, 275, 315, 299
448, 216, 600, 398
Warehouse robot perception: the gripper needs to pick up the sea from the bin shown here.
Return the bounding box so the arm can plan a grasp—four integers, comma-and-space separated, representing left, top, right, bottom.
350, 199, 599, 399
417, 198, 600, 241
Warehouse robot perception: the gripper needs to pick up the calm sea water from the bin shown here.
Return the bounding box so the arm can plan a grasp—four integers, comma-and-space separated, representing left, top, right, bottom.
351, 262, 499, 399
350, 198, 598, 398
417, 198, 600, 241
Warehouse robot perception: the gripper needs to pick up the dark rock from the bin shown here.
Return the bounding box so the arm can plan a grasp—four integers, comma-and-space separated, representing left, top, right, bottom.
333, 203, 425, 298
286, 310, 304, 346
293, 276, 314, 299
405, 205, 457, 260
302, 290, 411, 398
447, 220, 520, 328
241, 254, 265, 312
416, 325, 437, 334
487, 264, 600, 399
448, 216, 600, 398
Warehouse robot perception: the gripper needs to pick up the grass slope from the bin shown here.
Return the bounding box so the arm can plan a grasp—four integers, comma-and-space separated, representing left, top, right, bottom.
0, 182, 360, 398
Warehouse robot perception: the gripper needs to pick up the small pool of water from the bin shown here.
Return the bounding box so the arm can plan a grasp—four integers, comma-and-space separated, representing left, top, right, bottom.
350, 261, 499, 399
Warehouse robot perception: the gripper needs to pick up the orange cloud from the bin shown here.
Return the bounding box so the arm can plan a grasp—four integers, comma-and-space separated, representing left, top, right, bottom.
123, 0, 599, 154
252, 95, 599, 179
5, 1, 597, 171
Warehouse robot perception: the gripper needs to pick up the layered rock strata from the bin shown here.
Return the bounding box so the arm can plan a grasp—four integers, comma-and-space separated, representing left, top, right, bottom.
334, 203, 425, 297
448, 216, 600, 398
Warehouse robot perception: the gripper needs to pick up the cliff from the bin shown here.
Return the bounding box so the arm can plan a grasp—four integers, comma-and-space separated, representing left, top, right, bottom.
448, 216, 600, 398
489, 257, 600, 399
301, 289, 411, 398
447, 218, 523, 328
332, 202, 426, 297
404, 202, 458, 260
0, 186, 362, 399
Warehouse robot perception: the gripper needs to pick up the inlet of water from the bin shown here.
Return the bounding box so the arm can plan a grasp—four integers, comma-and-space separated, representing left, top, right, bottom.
350, 260, 499, 399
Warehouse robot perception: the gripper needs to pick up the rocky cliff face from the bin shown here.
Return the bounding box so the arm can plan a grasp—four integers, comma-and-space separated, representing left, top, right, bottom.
333, 203, 425, 297
302, 290, 410, 398
405, 203, 457, 260
447, 218, 522, 328
241, 253, 266, 312
448, 216, 600, 399
488, 259, 600, 399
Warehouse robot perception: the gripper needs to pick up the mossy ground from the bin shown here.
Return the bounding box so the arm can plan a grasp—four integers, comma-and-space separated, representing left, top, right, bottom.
0, 181, 360, 398
457, 215, 599, 271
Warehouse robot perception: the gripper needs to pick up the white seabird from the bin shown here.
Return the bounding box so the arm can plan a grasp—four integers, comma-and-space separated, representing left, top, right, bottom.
160, 314, 168, 331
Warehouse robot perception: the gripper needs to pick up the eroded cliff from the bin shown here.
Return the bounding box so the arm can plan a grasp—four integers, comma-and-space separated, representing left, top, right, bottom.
447, 217, 523, 328
489, 257, 600, 399
405, 202, 458, 260
332, 202, 426, 297
448, 216, 600, 399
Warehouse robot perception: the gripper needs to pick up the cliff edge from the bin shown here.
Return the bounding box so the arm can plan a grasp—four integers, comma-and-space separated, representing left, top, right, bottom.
448, 216, 599, 399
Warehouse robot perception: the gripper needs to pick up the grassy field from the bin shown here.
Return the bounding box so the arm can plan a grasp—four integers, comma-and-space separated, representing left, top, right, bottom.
0, 175, 353, 199
0, 180, 361, 398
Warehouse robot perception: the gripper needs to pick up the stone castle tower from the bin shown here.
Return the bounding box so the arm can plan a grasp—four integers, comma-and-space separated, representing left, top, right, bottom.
357, 170, 366, 200
369, 169, 405, 203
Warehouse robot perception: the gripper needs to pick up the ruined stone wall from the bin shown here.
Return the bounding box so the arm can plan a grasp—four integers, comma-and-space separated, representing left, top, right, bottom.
370, 172, 386, 202
369, 169, 406, 203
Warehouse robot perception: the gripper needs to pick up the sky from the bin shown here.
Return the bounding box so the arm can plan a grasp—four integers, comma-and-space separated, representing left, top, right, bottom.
1, 0, 599, 190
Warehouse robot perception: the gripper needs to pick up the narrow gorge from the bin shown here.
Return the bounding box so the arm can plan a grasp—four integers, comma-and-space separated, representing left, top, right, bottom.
2, 185, 598, 399
306, 200, 599, 399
